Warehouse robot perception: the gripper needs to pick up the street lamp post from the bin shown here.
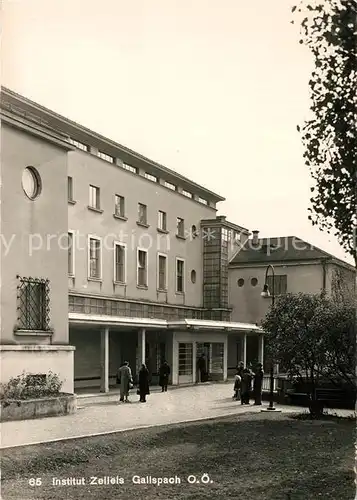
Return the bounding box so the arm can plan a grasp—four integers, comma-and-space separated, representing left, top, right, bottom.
261, 264, 280, 412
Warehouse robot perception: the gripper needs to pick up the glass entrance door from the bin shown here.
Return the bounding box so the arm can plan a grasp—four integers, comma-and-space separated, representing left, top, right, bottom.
196, 342, 224, 381
210, 343, 224, 381
178, 343, 193, 384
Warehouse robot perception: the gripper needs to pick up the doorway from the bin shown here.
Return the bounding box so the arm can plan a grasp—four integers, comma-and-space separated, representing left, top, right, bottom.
178, 342, 193, 384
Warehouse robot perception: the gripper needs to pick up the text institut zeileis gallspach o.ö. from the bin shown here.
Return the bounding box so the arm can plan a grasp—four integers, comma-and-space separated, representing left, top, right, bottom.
28, 473, 215, 488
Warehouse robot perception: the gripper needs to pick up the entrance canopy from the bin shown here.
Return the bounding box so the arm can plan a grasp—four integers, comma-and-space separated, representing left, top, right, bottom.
168, 319, 262, 332
68, 313, 262, 333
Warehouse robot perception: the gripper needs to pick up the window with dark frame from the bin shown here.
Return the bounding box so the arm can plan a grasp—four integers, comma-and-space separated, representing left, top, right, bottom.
138, 203, 147, 225
176, 259, 184, 292
115, 195, 125, 217
68, 232, 74, 276
158, 211, 167, 231
266, 275, 287, 295
67, 176, 74, 201
17, 276, 50, 331
137, 250, 148, 286
176, 217, 185, 237
89, 238, 101, 279
89, 185, 100, 209
114, 244, 126, 283
158, 254, 167, 290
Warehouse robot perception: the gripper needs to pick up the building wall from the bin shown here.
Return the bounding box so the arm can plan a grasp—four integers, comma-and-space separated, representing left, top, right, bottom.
229, 262, 324, 324
325, 262, 355, 300
0, 125, 69, 345
68, 150, 216, 307
0, 346, 75, 393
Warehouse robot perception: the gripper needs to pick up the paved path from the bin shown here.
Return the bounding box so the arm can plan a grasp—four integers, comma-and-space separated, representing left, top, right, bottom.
0, 385, 354, 449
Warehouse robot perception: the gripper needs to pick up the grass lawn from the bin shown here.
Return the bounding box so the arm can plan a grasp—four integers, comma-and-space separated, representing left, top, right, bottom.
0, 412, 355, 500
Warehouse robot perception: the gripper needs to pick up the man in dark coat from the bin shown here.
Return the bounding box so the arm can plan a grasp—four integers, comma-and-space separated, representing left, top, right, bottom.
253, 363, 264, 405
197, 354, 206, 383
138, 364, 150, 403
159, 361, 170, 392
241, 368, 253, 404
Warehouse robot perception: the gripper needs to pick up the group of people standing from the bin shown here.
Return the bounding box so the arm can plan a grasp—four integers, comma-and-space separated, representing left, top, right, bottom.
233, 361, 264, 405
116, 360, 171, 403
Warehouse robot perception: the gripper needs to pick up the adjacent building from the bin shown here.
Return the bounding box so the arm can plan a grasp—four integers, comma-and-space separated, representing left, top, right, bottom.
229, 231, 355, 368
0, 87, 263, 393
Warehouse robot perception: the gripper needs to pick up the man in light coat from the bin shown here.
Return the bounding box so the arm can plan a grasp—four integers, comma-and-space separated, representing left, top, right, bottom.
117, 361, 133, 403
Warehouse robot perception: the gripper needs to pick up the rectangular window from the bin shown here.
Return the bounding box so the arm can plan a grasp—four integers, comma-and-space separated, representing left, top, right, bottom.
97, 151, 114, 163
164, 181, 176, 191
182, 190, 193, 198
68, 231, 74, 276
138, 203, 147, 225
89, 185, 100, 210
122, 163, 137, 174
114, 242, 126, 283
266, 275, 287, 295
198, 197, 208, 205
176, 258, 185, 293
69, 138, 88, 151
158, 210, 167, 231
157, 253, 168, 290
68, 176, 74, 201
88, 237, 102, 279
114, 195, 125, 217
137, 249, 148, 287
17, 277, 50, 331
178, 343, 193, 376
144, 172, 157, 183
176, 217, 185, 237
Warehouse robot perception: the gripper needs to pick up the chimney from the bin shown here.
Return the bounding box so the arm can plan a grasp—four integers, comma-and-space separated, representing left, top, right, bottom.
252, 230, 259, 245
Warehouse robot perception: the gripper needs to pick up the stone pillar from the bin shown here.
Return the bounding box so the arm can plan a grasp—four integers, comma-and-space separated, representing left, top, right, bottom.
223, 336, 228, 381
242, 333, 247, 367
258, 334, 264, 365
100, 327, 109, 393
138, 328, 146, 366
192, 341, 197, 384
172, 333, 178, 385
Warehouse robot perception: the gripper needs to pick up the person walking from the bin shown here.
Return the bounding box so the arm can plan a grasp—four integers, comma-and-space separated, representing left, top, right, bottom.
138, 363, 150, 403
159, 360, 170, 392
233, 368, 242, 401
197, 353, 206, 383
117, 361, 133, 403
236, 361, 245, 403
241, 368, 253, 405
253, 363, 264, 405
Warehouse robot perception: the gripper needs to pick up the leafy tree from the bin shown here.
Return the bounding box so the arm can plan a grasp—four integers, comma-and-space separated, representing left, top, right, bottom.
292, 0, 357, 266
262, 292, 355, 414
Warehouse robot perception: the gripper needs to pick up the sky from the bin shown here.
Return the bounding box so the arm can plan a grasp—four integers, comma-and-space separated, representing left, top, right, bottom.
2, 0, 353, 265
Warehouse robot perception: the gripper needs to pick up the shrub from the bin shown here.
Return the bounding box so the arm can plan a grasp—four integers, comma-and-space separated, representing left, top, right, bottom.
0, 371, 63, 401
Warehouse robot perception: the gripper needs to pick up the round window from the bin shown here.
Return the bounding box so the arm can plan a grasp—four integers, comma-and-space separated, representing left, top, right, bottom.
22, 167, 42, 200
251, 277, 258, 287
237, 278, 245, 287
191, 270, 197, 283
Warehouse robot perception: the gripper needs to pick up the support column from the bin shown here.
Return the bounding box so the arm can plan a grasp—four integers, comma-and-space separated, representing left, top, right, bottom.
242, 333, 247, 367
192, 341, 197, 384
137, 328, 146, 375
223, 336, 228, 381
258, 334, 264, 365
100, 327, 109, 393
141, 328, 146, 364
172, 333, 178, 385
